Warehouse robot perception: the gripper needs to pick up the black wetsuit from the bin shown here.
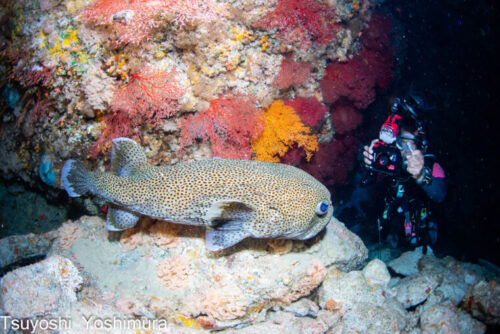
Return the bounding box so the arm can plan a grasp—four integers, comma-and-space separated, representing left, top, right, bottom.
380, 154, 446, 248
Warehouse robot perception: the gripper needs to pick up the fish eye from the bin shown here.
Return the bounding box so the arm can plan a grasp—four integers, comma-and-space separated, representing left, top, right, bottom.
315, 202, 329, 216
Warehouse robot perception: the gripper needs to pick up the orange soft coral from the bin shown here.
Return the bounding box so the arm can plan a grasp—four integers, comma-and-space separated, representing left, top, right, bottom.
251, 100, 318, 162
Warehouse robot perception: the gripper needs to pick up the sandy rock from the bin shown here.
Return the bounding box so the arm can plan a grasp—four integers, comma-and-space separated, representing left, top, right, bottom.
417, 255, 474, 307
223, 310, 337, 334
0, 232, 57, 270
363, 258, 391, 288
282, 298, 320, 317
388, 246, 432, 276
462, 280, 500, 325
391, 272, 440, 309
420, 301, 486, 334
319, 270, 385, 312
318, 266, 409, 332
328, 300, 408, 333
44, 216, 367, 329
0, 256, 82, 318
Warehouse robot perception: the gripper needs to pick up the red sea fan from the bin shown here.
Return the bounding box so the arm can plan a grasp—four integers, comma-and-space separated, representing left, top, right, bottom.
82, 0, 226, 46
284, 97, 328, 128
272, 57, 312, 89
254, 0, 338, 47
88, 111, 135, 159
111, 66, 185, 128
82, 0, 163, 46
178, 94, 265, 159
89, 66, 184, 159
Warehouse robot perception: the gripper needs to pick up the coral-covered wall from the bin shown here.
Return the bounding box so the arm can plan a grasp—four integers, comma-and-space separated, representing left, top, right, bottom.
0, 1, 393, 190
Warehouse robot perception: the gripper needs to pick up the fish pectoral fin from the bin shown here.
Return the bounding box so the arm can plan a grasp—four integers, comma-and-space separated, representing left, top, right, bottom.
106, 206, 140, 231
205, 200, 255, 227
205, 225, 251, 251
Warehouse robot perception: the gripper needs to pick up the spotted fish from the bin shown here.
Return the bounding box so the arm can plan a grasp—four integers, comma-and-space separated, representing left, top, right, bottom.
61, 138, 333, 251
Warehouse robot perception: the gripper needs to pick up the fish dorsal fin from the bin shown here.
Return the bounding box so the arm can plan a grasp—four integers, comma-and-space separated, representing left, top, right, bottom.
111, 138, 148, 177
204, 200, 255, 251
106, 206, 140, 231
205, 200, 255, 227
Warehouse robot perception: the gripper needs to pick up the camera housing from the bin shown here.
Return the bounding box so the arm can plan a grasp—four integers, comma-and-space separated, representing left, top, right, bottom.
368, 140, 404, 177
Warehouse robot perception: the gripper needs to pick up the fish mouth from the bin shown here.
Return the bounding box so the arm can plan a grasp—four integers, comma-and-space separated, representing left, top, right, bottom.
292, 215, 333, 240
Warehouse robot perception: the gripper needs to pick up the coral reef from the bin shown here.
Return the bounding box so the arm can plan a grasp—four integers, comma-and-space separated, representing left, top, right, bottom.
6, 1, 496, 333
0, 0, 377, 188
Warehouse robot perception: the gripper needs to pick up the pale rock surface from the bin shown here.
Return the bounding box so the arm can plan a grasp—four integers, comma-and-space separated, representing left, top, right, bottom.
37, 216, 367, 330
388, 246, 431, 276
0, 255, 82, 318
420, 301, 486, 334
363, 258, 391, 288
462, 280, 500, 325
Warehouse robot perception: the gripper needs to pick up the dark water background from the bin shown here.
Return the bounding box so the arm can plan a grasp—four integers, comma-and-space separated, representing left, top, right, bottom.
342, 0, 500, 265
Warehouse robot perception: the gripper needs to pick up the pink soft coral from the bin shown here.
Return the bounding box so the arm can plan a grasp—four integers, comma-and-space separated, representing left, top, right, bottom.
58, 221, 82, 251
320, 12, 394, 109
200, 284, 248, 320
285, 97, 328, 128
120, 228, 143, 251
330, 102, 363, 134
302, 136, 360, 186
149, 221, 180, 249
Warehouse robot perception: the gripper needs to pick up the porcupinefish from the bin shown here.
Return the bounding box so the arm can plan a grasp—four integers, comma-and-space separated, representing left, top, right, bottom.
61, 138, 333, 251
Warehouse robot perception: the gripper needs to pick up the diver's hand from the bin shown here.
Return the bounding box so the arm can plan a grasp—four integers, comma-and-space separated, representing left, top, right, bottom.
362, 139, 378, 166
405, 150, 425, 180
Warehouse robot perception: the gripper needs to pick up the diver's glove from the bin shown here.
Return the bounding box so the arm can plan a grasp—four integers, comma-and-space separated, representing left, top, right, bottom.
416, 165, 432, 185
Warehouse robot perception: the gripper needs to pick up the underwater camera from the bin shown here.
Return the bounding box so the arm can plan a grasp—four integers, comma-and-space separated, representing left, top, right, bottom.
367, 140, 404, 177
361, 114, 405, 184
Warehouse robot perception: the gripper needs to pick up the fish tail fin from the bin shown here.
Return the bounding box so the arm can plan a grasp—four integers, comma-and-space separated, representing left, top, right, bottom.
110, 137, 148, 177
61, 159, 91, 197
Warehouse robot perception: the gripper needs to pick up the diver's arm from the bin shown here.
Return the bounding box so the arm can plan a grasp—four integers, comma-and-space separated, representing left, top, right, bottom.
416, 160, 446, 203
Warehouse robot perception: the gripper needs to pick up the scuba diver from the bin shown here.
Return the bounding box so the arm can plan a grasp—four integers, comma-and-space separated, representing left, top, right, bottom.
361, 91, 446, 253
